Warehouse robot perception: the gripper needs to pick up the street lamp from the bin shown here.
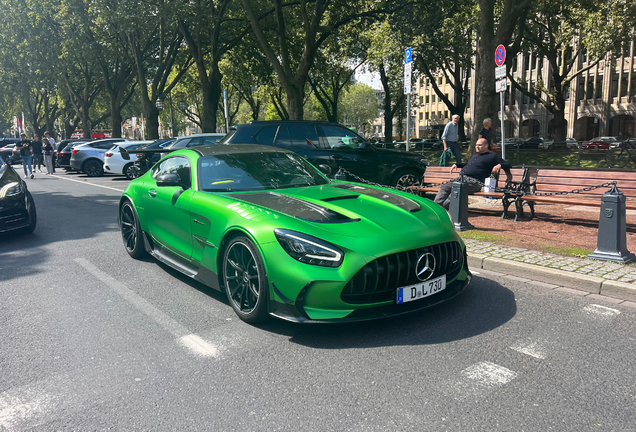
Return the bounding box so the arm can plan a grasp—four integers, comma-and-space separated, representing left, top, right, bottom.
155, 92, 174, 138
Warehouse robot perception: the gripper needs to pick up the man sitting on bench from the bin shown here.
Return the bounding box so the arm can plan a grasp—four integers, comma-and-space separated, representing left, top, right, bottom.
434, 138, 512, 209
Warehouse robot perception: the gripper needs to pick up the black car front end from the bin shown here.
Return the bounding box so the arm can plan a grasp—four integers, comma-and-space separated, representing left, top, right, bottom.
0, 159, 36, 234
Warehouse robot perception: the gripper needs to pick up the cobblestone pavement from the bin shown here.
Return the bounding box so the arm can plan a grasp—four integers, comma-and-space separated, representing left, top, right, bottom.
464, 239, 636, 285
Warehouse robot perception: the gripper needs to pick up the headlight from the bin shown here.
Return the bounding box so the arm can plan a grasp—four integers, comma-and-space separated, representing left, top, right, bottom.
0, 181, 22, 198
274, 229, 343, 267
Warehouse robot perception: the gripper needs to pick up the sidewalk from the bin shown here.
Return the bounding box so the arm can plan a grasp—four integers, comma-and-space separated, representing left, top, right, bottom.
457, 197, 636, 304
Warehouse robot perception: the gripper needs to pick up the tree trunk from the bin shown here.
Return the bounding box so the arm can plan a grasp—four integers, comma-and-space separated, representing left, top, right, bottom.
145, 109, 160, 140
111, 100, 122, 138
201, 69, 222, 132
286, 82, 304, 120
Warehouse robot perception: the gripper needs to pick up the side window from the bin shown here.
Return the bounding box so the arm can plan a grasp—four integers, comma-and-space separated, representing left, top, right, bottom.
201, 136, 221, 145
254, 126, 278, 145
320, 126, 365, 149
273, 126, 291, 147
97, 142, 115, 149
184, 137, 204, 148
287, 124, 319, 147
173, 138, 192, 149
152, 156, 191, 188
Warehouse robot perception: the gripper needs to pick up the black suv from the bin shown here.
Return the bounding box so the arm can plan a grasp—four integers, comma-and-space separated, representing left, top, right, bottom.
220, 121, 428, 187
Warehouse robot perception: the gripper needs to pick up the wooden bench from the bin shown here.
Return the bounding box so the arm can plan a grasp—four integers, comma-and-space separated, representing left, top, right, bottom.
514, 168, 636, 219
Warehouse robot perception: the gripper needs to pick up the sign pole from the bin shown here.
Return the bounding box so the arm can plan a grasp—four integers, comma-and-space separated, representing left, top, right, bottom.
404, 47, 412, 152
500, 91, 506, 160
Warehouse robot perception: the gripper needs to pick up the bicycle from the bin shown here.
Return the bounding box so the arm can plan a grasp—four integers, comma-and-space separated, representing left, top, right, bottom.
606, 139, 636, 168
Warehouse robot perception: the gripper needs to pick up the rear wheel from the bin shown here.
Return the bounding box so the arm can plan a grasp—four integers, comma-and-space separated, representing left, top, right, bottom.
222, 236, 269, 324
124, 163, 139, 180
606, 148, 631, 168
83, 159, 104, 177
119, 200, 147, 259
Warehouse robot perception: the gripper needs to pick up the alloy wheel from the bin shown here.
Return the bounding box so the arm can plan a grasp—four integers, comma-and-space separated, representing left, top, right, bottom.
224, 241, 261, 314
120, 203, 138, 253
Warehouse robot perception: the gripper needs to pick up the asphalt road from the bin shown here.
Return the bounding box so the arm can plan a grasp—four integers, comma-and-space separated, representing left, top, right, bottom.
1, 170, 635, 431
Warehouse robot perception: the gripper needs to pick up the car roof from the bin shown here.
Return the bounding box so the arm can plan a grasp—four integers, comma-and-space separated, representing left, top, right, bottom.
174, 133, 226, 140
190, 144, 293, 157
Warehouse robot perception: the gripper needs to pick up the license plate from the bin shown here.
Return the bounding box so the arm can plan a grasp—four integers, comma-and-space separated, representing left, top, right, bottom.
397, 275, 446, 304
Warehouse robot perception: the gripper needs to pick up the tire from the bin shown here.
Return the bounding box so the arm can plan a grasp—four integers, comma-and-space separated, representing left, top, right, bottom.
222, 236, 269, 324
392, 169, 421, 188
119, 200, 147, 259
606, 148, 631, 168
83, 159, 104, 177
124, 163, 139, 180
20, 192, 37, 234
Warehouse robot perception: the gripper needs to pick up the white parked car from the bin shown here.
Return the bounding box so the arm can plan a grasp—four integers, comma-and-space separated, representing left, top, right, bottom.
104, 141, 152, 179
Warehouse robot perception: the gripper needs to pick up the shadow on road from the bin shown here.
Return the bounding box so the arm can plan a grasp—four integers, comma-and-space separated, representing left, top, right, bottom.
258, 276, 516, 348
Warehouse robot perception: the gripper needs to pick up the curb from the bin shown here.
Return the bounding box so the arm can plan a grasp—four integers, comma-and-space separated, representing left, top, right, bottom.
467, 253, 636, 303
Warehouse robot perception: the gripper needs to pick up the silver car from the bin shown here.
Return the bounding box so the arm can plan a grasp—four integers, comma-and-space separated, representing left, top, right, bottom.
167, 133, 226, 149
69, 138, 130, 176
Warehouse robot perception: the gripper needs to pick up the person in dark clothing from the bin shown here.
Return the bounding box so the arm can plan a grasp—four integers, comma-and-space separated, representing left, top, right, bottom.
16, 134, 34, 179
31, 134, 44, 172
434, 138, 511, 209
478, 118, 498, 151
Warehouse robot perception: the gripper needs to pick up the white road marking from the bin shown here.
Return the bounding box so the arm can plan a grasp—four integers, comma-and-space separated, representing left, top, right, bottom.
461, 362, 518, 387
583, 304, 621, 317
74, 258, 217, 357
52, 174, 126, 192
510, 340, 547, 359
179, 334, 218, 357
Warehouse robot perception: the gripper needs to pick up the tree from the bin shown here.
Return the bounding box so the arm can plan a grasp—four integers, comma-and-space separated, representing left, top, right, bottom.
471, 0, 532, 157
340, 82, 378, 132
241, 0, 387, 120
509, 0, 636, 141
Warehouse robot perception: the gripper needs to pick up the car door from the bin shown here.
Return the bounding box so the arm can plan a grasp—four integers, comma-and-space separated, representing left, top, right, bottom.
314, 125, 380, 181
139, 156, 194, 259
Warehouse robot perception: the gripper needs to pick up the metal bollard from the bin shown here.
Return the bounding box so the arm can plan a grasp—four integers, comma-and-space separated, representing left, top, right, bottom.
449, 176, 474, 231
587, 184, 636, 263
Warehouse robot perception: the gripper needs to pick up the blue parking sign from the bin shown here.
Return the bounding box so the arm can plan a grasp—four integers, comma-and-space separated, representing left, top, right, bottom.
405, 47, 412, 64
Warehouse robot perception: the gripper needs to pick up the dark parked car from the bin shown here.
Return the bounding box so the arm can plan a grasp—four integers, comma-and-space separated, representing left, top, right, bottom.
220, 121, 428, 187
56, 140, 93, 171
0, 156, 36, 234
521, 137, 544, 149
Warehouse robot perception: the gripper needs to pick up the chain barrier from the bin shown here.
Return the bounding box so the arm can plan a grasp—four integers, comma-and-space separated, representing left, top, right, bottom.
336, 167, 617, 197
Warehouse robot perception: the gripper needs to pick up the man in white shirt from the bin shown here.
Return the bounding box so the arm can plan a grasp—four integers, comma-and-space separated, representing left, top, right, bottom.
442, 114, 462, 164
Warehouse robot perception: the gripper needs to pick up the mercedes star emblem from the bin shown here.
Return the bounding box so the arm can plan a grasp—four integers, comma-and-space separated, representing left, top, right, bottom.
415, 252, 436, 281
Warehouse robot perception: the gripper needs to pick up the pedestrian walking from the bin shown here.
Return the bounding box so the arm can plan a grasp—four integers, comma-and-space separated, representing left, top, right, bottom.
479, 118, 499, 151
16, 133, 33, 179
434, 138, 511, 209
31, 134, 44, 172
43, 136, 54, 174
442, 114, 462, 164
44, 131, 56, 172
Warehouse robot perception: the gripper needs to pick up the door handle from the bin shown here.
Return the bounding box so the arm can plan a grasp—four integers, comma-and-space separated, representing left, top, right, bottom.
148, 189, 157, 198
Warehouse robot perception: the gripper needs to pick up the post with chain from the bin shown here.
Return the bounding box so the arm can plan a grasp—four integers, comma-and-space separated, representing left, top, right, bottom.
587, 184, 636, 263
449, 176, 474, 231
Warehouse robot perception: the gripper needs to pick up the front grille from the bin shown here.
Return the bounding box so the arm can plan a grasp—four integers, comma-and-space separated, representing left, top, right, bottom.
341, 241, 464, 304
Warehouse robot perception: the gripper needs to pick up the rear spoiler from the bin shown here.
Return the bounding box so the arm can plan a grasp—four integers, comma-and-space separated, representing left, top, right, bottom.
119, 147, 176, 161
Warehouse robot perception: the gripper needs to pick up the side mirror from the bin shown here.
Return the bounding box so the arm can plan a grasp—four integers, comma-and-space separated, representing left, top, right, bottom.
120, 146, 130, 160
318, 164, 331, 176
156, 173, 182, 188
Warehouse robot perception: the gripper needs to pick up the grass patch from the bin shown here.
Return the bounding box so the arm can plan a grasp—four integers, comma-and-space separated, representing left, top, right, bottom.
458, 229, 594, 258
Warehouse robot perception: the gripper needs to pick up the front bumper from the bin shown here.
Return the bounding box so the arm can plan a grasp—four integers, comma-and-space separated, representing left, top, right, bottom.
0, 193, 31, 233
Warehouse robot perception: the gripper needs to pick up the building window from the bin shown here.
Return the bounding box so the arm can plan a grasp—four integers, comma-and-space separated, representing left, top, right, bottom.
586, 78, 594, 99
612, 72, 619, 98
531, 54, 537, 70
444, 110, 448, 119
524, 53, 530, 70
419, 96, 423, 104
431, 112, 435, 120
425, 95, 429, 104
631, 73, 636, 96
621, 74, 628, 97
596, 75, 603, 99
426, 78, 430, 86
431, 94, 436, 103
438, 77, 443, 85
438, 111, 442, 120
563, 83, 570, 101
445, 93, 449, 101
512, 57, 517, 73
419, 112, 423, 120
425, 112, 429, 120
578, 80, 585, 101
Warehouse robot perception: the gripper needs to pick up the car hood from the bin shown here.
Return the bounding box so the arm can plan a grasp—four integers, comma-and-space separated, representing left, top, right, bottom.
0, 161, 22, 191
226, 182, 442, 236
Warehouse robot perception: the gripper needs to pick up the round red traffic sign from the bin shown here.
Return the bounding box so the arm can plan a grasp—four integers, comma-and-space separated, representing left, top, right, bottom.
495, 44, 506, 66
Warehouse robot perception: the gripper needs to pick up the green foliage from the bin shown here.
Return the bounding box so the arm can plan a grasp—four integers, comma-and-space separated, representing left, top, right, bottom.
340, 83, 378, 131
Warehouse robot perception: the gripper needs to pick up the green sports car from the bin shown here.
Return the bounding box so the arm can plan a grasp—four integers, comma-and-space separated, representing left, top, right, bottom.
118, 144, 471, 323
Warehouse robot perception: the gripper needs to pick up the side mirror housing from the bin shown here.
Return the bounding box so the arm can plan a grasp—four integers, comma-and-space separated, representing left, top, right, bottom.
156, 173, 182, 188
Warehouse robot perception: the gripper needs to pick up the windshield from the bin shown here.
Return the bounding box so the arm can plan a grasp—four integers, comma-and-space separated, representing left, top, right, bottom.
217, 129, 236, 144
198, 151, 329, 192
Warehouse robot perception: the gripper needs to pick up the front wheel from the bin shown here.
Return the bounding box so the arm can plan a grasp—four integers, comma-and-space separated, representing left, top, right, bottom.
606, 148, 631, 168
20, 191, 37, 234
222, 236, 269, 324
124, 163, 140, 180
392, 169, 421, 188
119, 200, 147, 259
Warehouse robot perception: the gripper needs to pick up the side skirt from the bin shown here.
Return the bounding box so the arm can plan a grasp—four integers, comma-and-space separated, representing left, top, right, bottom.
142, 232, 220, 291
